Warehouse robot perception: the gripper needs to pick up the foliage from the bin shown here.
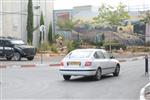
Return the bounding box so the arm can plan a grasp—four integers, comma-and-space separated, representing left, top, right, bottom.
104, 43, 126, 50
96, 41, 105, 48
40, 12, 44, 25
93, 3, 129, 28
50, 45, 58, 53
73, 41, 80, 49
66, 41, 74, 53
39, 12, 45, 44
40, 42, 50, 51
94, 33, 105, 48
93, 3, 129, 52
128, 46, 150, 52
141, 10, 150, 24
57, 19, 79, 31
54, 34, 60, 40
65, 40, 80, 53
144, 48, 150, 52
48, 23, 53, 44
27, 0, 34, 44
145, 41, 150, 46
101, 33, 105, 41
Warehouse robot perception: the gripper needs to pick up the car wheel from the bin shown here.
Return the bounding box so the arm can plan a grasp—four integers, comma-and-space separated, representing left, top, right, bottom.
12, 52, 21, 61
94, 68, 102, 80
27, 57, 34, 61
113, 65, 120, 76
63, 75, 71, 80
6, 57, 12, 61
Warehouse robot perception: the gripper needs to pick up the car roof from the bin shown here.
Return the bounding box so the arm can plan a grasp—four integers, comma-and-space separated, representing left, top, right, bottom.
0, 37, 21, 41
72, 49, 106, 52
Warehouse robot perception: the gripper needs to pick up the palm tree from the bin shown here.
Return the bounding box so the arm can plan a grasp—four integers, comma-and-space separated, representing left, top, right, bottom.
56, 19, 80, 40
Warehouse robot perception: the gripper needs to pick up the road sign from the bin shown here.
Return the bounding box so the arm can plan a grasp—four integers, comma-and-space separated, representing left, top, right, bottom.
40, 25, 45, 32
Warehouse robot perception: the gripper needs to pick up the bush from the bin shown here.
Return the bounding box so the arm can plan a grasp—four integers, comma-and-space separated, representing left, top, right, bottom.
65, 40, 80, 53
95, 41, 105, 48
40, 42, 50, 51
144, 48, 150, 52
66, 41, 75, 53
50, 45, 58, 53
145, 41, 150, 46
72, 41, 80, 48
104, 43, 126, 50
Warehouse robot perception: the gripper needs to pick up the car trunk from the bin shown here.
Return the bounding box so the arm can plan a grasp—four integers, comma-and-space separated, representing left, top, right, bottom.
63, 58, 92, 68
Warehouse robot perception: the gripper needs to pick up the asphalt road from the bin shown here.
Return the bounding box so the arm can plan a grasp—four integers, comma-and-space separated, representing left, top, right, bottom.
0, 59, 150, 100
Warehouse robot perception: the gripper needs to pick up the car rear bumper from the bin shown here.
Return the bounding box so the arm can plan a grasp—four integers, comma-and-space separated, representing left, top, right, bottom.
59, 68, 97, 76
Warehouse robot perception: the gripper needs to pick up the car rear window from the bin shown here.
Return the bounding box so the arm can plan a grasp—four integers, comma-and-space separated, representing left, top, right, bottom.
66, 51, 93, 58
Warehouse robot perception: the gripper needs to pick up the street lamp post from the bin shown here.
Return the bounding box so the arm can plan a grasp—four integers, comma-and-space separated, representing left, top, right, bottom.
40, 25, 45, 64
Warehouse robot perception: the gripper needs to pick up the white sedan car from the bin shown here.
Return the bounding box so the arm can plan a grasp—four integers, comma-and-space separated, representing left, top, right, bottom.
59, 49, 120, 80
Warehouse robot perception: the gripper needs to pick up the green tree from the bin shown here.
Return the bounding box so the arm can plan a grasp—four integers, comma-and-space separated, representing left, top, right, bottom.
57, 19, 80, 47
27, 0, 33, 44
142, 10, 150, 24
93, 3, 129, 52
93, 3, 129, 27
48, 23, 53, 44
40, 12, 44, 25
39, 12, 44, 44
57, 19, 79, 31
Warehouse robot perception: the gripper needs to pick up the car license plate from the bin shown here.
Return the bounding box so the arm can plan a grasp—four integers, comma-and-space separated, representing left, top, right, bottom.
68, 62, 81, 66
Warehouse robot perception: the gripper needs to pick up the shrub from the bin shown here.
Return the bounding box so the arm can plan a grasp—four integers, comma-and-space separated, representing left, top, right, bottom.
40, 42, 50, 51
104, 43, 126, 50
145, 41, 150, 46
50, 44, 58, 53
144, 48, 150, 52
66, 41, 75, 53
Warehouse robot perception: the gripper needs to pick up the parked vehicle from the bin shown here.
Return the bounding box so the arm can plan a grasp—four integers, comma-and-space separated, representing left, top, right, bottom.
59, 49, 120, 80
0, 37, 36, 61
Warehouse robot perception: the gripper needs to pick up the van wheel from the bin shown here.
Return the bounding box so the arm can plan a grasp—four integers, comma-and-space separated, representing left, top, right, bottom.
12, 52, 21, 61
94, 68, 102, 80
63, 75, 71, 80
113, 65, 120, 76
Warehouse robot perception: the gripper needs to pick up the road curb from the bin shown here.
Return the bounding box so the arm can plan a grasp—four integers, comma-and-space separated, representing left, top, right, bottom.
0, 63, 61, 69
118, 56, 144, 62
118, 59, 127, 62
0, 56, 145, 69
140, 82, 150, 100
0, 65, 7, 68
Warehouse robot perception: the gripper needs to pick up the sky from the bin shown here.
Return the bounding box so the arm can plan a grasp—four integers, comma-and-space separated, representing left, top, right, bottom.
54, 0, 150, 10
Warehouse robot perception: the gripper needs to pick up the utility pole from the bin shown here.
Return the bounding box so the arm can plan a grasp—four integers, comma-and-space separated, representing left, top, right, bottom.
40, 25, 45, 64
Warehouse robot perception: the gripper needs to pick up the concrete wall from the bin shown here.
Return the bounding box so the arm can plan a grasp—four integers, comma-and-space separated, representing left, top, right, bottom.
145, 23, 150, 42
0, 0, 53, 47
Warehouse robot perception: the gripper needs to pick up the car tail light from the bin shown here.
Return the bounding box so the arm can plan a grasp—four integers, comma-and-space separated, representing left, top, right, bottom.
85, 61, 92, 66
60, 61, 64, 66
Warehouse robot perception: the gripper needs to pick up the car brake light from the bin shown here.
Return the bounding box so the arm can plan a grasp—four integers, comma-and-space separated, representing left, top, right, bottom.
60, 61, 64, 66
85, 61, 92, 66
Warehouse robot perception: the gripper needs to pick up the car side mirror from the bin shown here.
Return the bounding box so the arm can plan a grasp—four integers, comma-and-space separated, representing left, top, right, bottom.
110, 56, 115, 59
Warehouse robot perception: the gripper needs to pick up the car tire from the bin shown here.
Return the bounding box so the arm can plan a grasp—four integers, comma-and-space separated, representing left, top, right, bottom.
63, 75, 71, 80
94, 68, 102, 80
12, 52, 21, 61
27, 57, 34, 61
113, 65, 120, 76
6, 57, 12, 61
